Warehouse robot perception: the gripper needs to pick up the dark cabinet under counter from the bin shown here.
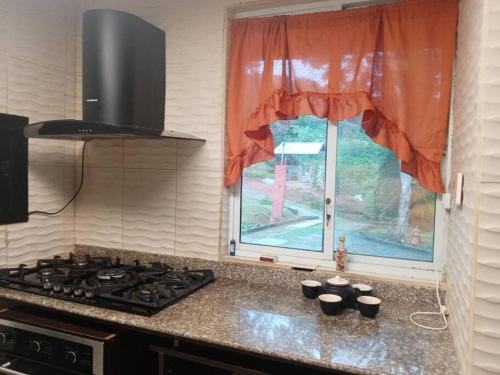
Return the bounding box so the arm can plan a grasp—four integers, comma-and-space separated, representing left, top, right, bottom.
149, 337, 348, 375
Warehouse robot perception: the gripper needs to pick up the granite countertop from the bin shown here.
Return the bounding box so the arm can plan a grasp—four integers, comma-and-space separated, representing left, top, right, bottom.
0, 279, 459, 375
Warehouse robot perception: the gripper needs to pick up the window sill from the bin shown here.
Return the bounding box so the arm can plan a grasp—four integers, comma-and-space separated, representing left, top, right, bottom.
220, 254, 443, 287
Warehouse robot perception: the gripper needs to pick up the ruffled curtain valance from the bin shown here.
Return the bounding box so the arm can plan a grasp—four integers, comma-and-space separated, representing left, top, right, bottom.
225, 0, 458, 193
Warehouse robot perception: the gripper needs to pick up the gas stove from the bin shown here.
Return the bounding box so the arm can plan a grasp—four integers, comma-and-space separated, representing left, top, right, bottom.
0, 254, 215, 316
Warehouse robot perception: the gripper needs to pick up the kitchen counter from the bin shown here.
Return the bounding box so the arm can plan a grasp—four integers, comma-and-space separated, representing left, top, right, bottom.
0, 278, 460, 375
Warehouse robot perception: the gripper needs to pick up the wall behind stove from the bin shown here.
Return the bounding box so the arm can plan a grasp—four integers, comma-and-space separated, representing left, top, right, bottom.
73, 0, 230, 260
0, 0, 79, 266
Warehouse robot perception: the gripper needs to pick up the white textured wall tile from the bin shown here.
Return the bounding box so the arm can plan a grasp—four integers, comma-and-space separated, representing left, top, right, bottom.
450, 0, 500, 373
6, 57, 76, 166
63, 0, 78, 79
6, 0, 73, 72
166, 1, 225, 173
65, 74, 77, 119
0, 227, 6, 267
477, 183, 500, 263
123, 169, 176, 254
480, 0, 500, 183
474, 313, 500, 359
124, 139, 177, 170
470, 0, 500, 372
0, 54, 6, 113
75, 167, 123, 249
84, 140, 123, 168
0, 0, 6, 55
29, 139, 78, 166
6, 165, 75, 266
1, 0, 78, 268
74, 140, 86, 166
481, 118, 500, 182
7, 57, 66, 122
0, 0, 6, 112
220, 187, 230, 256
447, 0, 483, 372
472, 347, 500, 375
174, 170, 222, 260
177, 140, 222, 172
473, 182, 500, 372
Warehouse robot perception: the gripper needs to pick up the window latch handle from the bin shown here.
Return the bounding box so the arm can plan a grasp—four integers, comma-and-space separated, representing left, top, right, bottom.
325, 197, 332, 226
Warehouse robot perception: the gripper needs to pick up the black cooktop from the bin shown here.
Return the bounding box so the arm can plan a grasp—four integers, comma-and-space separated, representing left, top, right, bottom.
0, 254, 215, 316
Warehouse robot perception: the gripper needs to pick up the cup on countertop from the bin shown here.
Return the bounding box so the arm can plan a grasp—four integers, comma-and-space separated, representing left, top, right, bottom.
352, 283, 373, 297
301, 280, 322, 299
318, 294, 343, 316
357, 296, 381, 318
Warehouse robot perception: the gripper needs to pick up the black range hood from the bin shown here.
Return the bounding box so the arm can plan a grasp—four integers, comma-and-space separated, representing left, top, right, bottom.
24, 9, 203, 141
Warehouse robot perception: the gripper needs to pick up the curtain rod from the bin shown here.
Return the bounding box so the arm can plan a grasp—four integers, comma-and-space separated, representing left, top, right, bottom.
342, 0, 399, 9
232, 0, 401, 20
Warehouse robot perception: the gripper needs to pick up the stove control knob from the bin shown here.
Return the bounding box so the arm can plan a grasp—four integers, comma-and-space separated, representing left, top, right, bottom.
29, 340, 41, 353
63, 285, 73, 294
65, 350, 77, 364
0, 331, 10, 344
84, 289, 95, 299
53, 284, 62, 293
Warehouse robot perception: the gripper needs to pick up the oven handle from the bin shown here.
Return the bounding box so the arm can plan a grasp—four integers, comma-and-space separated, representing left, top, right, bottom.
0, 361, 29, 375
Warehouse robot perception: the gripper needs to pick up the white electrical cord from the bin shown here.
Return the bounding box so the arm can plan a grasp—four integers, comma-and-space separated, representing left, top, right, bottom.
409, 267, 448, 331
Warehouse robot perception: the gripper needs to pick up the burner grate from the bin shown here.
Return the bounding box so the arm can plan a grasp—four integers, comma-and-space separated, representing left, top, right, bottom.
0, 255, 215, 316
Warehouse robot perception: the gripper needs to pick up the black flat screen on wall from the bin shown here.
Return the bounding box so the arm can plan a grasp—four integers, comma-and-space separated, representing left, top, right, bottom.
0, 113, 28, 225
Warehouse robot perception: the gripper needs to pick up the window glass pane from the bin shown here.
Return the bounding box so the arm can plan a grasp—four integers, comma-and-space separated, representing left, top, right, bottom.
334, 115, 436, 262
240, 116, 327, 252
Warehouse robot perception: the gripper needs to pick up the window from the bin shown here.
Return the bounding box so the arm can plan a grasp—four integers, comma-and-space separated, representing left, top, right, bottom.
230, 114, 444, 275
240, 116, 328, 253
229, 0, 449, 278
334, 116, 435, 262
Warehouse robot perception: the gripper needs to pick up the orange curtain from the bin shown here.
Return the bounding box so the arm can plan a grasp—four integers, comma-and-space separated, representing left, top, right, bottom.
225, 0, 458, 193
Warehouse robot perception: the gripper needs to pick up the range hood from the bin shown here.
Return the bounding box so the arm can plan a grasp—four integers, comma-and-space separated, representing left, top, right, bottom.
24, 9, 203, 141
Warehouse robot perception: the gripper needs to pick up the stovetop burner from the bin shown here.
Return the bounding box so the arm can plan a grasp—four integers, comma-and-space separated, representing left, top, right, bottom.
0, 253, 215, 316
136, 285, 160, 303
73, 257, 90, 267
96, 268, 127, 281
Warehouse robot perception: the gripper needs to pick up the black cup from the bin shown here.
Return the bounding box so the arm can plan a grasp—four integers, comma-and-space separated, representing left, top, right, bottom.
352, 283, 373, 297
301, 280, 321, 299
357, 296, 381, 318
318, 294, 342, 316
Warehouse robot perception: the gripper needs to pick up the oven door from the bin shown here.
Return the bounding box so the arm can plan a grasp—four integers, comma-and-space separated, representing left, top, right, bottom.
0, 351, 78, 375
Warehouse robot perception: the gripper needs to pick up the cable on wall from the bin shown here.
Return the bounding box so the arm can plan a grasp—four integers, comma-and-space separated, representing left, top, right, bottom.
28, 141, 87, 216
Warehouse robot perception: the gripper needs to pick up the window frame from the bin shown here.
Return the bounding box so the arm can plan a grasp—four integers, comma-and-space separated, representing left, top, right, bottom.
228, 121, 449, 281
231, 120, 337, 263
227, 0, 451, 281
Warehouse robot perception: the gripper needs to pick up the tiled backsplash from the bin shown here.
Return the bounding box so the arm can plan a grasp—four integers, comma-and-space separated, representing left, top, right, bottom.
0, 0, 78, 266
73, 0, 230, 260
74, 139, 222, 260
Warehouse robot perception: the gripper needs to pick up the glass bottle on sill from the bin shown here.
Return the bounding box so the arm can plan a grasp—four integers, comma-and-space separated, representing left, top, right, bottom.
336, 236, 347, 272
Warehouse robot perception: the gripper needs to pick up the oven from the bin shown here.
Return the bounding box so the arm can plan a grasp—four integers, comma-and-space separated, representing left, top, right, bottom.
0, 318, 104, 374
0, 306, 125, 375
0, 351, 85, 374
